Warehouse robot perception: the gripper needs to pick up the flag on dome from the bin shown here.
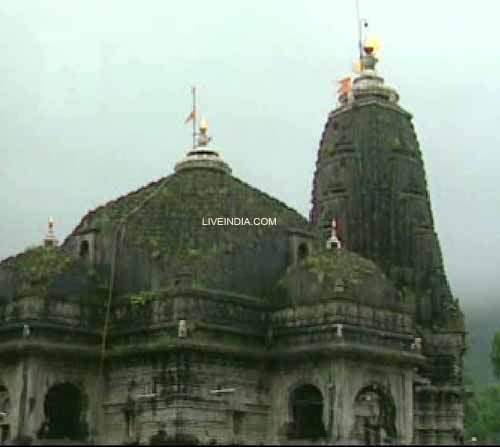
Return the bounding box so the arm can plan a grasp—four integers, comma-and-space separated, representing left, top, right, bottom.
337, 77, 352, 95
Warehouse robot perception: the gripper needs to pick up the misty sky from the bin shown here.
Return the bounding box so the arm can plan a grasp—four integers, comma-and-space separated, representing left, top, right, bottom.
1, 0, 499, 307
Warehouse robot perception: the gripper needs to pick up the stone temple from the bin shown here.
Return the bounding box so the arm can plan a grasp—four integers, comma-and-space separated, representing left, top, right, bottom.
0, 42, 466, 445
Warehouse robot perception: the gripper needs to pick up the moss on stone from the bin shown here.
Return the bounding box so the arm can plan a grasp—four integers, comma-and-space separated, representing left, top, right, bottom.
279, 248, 414, 312
300, 250, 380, 283
5, 246, 80, 297
69, 169, 312, 296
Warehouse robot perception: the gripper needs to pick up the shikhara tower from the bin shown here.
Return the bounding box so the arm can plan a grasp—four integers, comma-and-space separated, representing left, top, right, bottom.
0, 30, 465, 446
311, 40, 456, 325
311, 39, 466, 443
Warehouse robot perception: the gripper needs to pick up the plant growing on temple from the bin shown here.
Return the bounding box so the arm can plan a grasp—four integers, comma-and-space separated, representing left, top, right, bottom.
128, 291, 157, 307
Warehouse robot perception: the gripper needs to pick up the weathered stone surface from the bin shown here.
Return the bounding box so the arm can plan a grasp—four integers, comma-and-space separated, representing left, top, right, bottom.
0, 59, 465, 445
65, 168, 312, 297
310, 100, 455, 328
309, 60, 466, 443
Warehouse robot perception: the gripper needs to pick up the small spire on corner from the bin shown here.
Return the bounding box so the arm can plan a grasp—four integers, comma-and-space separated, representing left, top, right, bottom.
44, 217, 59, 247
326, 218, 342, 250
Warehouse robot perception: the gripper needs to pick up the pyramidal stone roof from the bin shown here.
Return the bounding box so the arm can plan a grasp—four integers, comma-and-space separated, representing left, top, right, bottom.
65, 164, 313, 297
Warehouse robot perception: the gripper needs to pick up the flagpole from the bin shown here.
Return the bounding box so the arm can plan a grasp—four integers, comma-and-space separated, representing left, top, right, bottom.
192, 86, 197, 149
355, 0, 363, 69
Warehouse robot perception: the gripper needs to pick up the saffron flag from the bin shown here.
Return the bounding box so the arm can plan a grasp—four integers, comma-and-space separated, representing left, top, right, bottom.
337, 77, 352, 96
184, 110, 196, 124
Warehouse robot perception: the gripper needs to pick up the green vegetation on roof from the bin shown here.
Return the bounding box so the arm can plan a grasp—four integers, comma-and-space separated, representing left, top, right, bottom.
73, 169, 311, 294
5, 246, 79, 296
298, 250, 382, 283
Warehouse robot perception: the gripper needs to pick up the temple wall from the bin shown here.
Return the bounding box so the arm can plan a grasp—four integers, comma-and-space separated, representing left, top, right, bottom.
101, 356, 269, 444
0, 355, 98, 444
268, 358, 414, 445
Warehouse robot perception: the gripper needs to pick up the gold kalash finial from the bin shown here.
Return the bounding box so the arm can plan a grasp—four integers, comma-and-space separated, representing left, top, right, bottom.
197, 118, 212, 147
354, 0, 381, 72
184, 87, 213, 148
177, 87, 230, 174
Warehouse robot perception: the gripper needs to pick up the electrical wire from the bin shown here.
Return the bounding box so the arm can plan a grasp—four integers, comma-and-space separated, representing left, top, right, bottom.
98, 175, 173, 378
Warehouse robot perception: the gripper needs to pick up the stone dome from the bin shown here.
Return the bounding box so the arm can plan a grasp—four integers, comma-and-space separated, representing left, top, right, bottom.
278, 249, 415, 313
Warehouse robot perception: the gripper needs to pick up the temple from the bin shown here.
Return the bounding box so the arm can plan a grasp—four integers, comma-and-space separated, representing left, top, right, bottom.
0, 37, 465, 445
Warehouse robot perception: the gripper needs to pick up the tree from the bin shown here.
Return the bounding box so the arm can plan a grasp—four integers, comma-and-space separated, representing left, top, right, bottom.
465, 384, 500, 443
464, 332, 500, 443
490, 332, 500, 380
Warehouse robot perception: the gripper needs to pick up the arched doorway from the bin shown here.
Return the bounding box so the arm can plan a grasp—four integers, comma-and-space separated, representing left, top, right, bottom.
289, 384, 326, 440
352, 384, 397, 445
43, 383, 85, 440
0, 385, 11, 445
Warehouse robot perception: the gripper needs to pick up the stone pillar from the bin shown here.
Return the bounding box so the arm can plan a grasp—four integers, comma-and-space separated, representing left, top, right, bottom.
334, 360, 354, 443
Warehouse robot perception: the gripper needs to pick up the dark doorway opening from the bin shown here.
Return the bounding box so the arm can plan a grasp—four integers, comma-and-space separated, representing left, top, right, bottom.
352, 384, 397, 445
297, 243, 309, 262
290, 384, 326, 440
44, 383, 84, 440
79, 240, 89, 259
0, 425, 9, 445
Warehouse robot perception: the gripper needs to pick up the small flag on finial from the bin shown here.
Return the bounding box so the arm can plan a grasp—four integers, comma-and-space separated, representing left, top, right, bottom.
184, 109, 196, 124
337, 77, 352, 96
184, 86, 197, 124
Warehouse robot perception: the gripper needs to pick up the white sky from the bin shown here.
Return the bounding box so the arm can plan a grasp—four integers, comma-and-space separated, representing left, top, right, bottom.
1, 0, 499, 305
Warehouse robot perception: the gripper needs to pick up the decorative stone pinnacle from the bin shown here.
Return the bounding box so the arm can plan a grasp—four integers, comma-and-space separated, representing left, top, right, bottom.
44, 216, 59, 247
326, 218, 342, 250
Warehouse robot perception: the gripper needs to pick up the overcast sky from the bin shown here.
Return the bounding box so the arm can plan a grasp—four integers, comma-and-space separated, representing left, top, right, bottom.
1, 0, 499, 307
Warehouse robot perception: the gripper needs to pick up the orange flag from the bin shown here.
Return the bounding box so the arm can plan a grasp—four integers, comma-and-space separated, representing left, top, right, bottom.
337, 77, 352, 95
184, 110, 196, 124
